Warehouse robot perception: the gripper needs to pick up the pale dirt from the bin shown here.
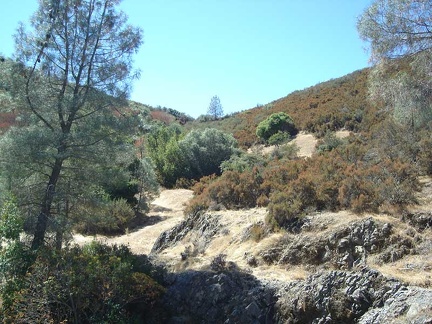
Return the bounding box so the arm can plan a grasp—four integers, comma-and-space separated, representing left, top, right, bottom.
250, 130, 351, 158
74, 130, 431, 285
74, 189, 194, 255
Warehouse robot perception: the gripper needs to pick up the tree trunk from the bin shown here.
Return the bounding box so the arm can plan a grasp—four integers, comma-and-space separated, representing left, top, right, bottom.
31, 157, 64, 250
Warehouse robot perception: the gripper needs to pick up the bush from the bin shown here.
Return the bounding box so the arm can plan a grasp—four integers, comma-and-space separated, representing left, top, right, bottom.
256, 112, 298, 143
180, 128, 238, 178
266, 179, 317, 230
316, 131, 344, 154
1, 243, 165, 323
147, 126, 238, 187
73, 197, 137, 235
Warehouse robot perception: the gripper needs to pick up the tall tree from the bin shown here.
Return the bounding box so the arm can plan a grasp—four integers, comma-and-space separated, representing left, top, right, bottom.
0, 0, 143, 250
357, 0, 432, 128
207, 95, 223, 120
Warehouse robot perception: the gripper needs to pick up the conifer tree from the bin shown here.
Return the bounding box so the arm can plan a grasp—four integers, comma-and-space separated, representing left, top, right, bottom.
207, 95, 224, 120
0, 0, 143, 250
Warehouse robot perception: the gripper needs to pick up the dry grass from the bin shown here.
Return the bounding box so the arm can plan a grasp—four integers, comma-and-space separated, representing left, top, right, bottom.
370, 254, 432, 287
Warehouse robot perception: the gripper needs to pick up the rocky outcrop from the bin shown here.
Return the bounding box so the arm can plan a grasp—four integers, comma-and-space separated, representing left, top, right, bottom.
154, 267, 432, 323
151, 211, 222, 254
275, 268, 403, 323
260, 217, 416, 269
149, 210, 431, 323
403, 211, 432, 232
160, 269, 276, 323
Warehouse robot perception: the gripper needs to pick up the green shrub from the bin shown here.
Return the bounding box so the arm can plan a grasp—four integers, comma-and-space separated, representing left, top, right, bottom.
73, 197, 136, 235
268, 131, 291, 145
1, 242, 165, 323
220, 152, 266, 173
316, 131, 344, 154
180, 128, 238, 178
256, 112, 298, 143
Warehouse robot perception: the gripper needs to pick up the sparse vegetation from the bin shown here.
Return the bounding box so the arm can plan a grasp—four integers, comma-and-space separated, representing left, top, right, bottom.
0, 0, 431, 321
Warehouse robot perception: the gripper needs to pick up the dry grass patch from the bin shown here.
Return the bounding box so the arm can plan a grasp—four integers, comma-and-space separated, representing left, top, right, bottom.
370, 254, 432, 287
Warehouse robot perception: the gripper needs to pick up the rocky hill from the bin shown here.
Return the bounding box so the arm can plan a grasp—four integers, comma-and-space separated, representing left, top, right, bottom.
76, 133, 432, 323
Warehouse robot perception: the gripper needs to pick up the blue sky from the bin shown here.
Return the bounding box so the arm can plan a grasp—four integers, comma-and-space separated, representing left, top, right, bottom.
1, 0, 373, 118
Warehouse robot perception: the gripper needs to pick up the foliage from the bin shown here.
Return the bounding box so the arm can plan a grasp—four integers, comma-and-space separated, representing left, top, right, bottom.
72, 196, 137, 235
0, 196, 23, 241
147, 126, 238, 187
316, 131, 344, 154
267, 130, 292, 145
256, 112, 298, 143
220, 152, 266, 173
185, 129, 420, 228
146, 123, 188, 188
0, 0, 143, 250
0, 242, 165, 323
269, 142, 300, 160
180, 128, 238, 178
357, 0, 432, 128
207, 95, 224, 120
357, 0, 432, 61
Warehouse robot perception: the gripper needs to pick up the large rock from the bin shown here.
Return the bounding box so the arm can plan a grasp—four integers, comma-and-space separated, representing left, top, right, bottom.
160, 269, 276, 323
260, 217, 415, 269
154, 267, 432, 323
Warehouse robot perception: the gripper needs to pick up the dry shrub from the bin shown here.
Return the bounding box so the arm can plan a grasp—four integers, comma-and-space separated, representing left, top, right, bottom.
186, 128, 420, 226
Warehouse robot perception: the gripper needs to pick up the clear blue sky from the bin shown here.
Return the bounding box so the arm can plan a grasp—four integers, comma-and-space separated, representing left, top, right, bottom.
1, 0, 373, 118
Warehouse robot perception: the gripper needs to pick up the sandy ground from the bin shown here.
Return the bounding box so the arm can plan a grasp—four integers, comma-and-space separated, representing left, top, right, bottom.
74, 189, 194, 255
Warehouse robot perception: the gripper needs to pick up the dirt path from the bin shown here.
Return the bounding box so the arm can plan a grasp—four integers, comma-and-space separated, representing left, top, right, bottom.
74, 189, 193, 255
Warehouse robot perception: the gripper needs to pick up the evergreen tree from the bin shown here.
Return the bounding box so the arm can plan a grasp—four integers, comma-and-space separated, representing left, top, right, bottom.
357, 0, 432, 128
0, 0, 143, 250
207, 95, 224, 120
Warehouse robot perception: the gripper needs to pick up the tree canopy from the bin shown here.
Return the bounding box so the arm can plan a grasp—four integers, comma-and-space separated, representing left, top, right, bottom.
0, 0, 144, 250
357, 0, 432, 128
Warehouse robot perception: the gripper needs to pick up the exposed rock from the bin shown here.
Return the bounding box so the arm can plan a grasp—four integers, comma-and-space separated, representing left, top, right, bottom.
157, 267, 432, 323
160, 269, 276, 323
259, 217, 414, 270
359, 286, 432, 323
275, 268, 402, 323
152, 211, 222, 253
403, 211, 432, 232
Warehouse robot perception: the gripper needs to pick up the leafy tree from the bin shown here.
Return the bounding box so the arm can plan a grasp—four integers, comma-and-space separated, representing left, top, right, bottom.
256, 112, 298, 143
180, 128, 238, 179
0, 0, 143, 250
146, 126, 237, 187
207, 95, 224, 120
357, 0, 432, 128
146, 123, 190, 187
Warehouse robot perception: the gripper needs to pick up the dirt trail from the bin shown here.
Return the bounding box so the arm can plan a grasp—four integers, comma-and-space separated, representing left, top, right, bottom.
74, 189, 193, 255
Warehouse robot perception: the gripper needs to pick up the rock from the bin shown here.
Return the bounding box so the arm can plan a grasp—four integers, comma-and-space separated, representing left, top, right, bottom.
152, 211, 222, 253
359, 286, 432, 324
403, 211, 432, 231
160, 269, 276, 323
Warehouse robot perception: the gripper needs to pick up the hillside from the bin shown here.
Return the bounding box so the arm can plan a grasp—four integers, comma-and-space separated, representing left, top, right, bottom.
3, 54, 432, 321
186, 68, 380, 148
73, 131, 432, 322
